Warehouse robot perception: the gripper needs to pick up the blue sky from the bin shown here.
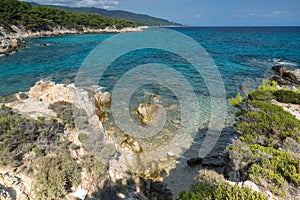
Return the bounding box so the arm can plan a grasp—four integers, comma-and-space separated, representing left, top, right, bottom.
29, 0, 300, 26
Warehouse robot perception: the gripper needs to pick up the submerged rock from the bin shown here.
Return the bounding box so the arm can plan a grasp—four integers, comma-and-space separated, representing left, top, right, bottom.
187, 158, 202, 167
135, 102, 160, 124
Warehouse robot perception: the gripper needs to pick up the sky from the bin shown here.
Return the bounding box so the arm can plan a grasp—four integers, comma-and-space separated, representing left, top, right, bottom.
28, 0, 300, 26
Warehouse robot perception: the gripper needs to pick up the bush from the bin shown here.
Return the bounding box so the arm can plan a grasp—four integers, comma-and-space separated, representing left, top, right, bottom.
258, 80, 277, 92
81, 155, 106, 178
176, 181, 267, 200
273, 89, 300, 104
237, 100, 300, 146
32, 147, 42, 157
0, 106, 63, 166
34, 154, 81, 200
49, 101, 88, 129
248, 90, 275, 101
229, 144, 299, 196
229, 93, 243, 106
78, 132, 88, 142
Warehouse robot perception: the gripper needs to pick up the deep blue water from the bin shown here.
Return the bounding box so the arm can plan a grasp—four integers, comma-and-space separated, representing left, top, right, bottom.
0, 27, 299, 98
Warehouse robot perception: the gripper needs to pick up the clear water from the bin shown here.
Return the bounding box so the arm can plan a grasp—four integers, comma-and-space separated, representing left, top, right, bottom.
1, 27, 299, 97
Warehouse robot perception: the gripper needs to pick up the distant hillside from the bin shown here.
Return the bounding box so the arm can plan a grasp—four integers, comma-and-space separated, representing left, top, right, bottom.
0, 0, 137, 33
41, 4, 180, 26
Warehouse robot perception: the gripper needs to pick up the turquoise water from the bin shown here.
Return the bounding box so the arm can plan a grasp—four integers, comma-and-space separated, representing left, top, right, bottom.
0, 27, 299, 97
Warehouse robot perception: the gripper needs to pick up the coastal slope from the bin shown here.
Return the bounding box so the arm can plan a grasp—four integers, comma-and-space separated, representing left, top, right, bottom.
0, 0, 140, 55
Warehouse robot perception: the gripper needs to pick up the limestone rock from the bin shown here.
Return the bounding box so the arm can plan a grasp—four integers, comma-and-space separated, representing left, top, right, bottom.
135, 102, 160, 124
71, 186, 88, 200
97, 92, 111, 107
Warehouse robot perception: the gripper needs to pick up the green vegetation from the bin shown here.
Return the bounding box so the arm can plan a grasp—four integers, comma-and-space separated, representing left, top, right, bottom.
0, 0, 137, 32
236, 100, 300, 146
45, 4, 180, 26
0, 105, 63, 167
176, 170, 267, 200
177, 182, 267, 200
34, 154, 81, 200
78, 132, 88, 142
81, 155, 107, 178
49, 101, 88, 129
273, 89, 300, 104
228, 80, 300, 197
229, 92, 243, 106
246, 80, 300, 104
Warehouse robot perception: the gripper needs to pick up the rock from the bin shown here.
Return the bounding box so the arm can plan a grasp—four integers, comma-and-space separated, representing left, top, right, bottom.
227, 180, 260, 192
39, 43, 47, 46
201, 155, 226, 167
120, 134, 142, 153
269, 75, 288, 85
15, 92, 29, 100
167, 151, 176, 158
18, 193, 29, 200
283, 69, 300, 84
0, 185, 12, 200
99, 92, 111, 107
70, 186, 88, 200
135, 102, 160, 124
272, 65, 288, 76
187, 157, 202, 167
242, 180, 260, 192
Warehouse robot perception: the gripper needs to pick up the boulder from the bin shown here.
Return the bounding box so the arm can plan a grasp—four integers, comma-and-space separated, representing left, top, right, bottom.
272, 65, 288, 76
135, 102, 160, 124
99, 92, 111, 107
269, 75, 288, 85
187, 158, 202, 167
282, 69, 300, 84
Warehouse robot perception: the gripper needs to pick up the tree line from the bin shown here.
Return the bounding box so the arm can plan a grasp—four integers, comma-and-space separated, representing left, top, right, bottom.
0, 0, 137, 32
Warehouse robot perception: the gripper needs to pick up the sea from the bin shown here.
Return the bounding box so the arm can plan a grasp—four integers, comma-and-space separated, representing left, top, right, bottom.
0, 27, 299, 97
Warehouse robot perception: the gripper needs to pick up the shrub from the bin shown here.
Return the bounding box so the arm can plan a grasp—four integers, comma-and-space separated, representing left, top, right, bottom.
248, 90, 275, 101
229, 93, 243, 106
258, 80, 277, 92
229, 144, 299, 196
78, 132, 88, 142
32, 147, 42, 157
49, 101, 88, 129
176, 181, 267, 200
34, 154, 81, 200
0, 106, 63, 166
273, 89, 300, 104
237, 100, 300, 146
81, 155, 106, 178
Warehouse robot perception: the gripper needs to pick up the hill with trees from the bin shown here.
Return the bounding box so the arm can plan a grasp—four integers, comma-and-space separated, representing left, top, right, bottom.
0, 0, 137, 32
37, 4, 180, 27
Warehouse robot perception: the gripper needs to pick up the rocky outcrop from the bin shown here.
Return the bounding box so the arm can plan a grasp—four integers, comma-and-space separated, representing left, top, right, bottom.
0, 24, 143, 55
0, 25, 24, 55
271, 65, 300, 85
135, 102, 161, 124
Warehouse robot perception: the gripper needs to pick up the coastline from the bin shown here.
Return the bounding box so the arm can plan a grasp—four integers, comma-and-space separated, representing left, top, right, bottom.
0, 25, 147, 56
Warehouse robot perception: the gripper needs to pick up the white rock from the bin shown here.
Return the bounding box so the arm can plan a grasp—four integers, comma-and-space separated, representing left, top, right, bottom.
70, 186, 88, 200
167, 151, 176, 157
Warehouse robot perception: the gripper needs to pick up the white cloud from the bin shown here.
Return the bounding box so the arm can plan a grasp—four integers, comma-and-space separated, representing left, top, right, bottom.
233, 10, 292, 18
30, 0, 119, 9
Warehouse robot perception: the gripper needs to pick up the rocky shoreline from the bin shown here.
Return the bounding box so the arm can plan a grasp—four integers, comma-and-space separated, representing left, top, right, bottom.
0, 25, 145, 56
